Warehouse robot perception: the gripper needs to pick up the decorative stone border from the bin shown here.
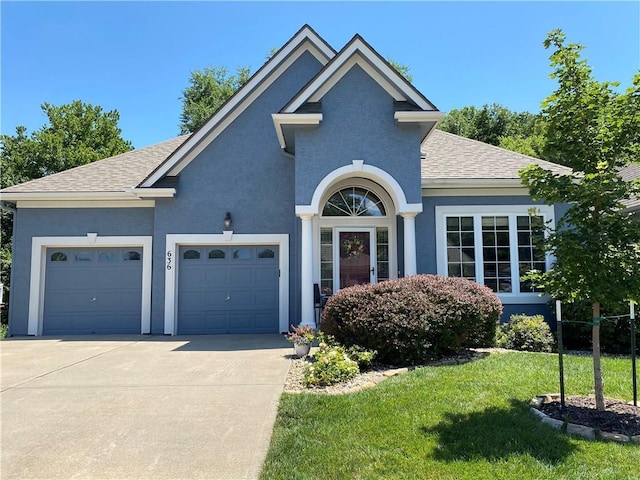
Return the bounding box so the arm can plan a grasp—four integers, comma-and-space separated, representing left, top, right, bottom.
530, 394, 640, 444
331, 352, 490, 395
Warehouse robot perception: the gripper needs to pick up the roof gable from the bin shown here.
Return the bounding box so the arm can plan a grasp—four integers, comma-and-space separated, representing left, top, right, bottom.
282, 34, 438, 114
140, 25, 335, 188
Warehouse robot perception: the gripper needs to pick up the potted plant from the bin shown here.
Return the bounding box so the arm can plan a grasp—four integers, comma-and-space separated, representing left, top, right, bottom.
285, 325, 315, 357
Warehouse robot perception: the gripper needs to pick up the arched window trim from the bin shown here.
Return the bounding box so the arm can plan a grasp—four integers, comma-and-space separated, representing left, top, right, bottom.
322, 186, 387, 217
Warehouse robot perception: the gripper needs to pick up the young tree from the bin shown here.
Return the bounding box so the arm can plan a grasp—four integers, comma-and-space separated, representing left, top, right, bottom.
179, 66, 251, 134
0, 101, 132, 321
519, 30, 640, 410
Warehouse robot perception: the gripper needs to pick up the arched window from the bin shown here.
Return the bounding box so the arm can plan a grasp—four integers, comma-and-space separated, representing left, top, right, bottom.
183, 249, 200, 260
208, 249, 225, 259
322, 187, 386, 217
50, 251, 67, 262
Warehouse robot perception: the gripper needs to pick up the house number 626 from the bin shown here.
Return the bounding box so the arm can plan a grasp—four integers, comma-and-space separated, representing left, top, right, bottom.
166, 250, 172, 270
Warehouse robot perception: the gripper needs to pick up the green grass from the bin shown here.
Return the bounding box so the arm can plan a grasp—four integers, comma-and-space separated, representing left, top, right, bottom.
260, 352, 640, 480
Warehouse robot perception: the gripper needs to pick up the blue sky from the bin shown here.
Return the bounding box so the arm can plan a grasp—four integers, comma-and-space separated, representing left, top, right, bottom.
2, 1, 638, 148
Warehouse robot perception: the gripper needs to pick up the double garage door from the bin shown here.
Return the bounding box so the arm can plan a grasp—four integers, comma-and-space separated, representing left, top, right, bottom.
177, 245, 279, 334
43, 247, 143, 335
41, 244, 279, 335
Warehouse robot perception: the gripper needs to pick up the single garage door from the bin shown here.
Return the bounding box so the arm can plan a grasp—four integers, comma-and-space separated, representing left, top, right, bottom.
43, 247, 143, 335
177, 245, 279, 334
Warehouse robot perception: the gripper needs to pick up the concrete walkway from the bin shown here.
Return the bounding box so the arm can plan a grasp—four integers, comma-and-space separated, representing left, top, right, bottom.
1, 335, 292, 479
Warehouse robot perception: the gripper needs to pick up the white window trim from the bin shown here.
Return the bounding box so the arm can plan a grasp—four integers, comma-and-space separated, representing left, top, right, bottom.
314, 177, 398, 288
28, 235, 153, 336
164, 234, 289, 335
435, 205, 555, 304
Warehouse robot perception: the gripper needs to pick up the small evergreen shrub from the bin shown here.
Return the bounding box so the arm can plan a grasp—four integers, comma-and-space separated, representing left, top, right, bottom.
303, 333, 376, 387
321, 275, 501, 365
495, 314, 554, 352
0, 323, 7, 339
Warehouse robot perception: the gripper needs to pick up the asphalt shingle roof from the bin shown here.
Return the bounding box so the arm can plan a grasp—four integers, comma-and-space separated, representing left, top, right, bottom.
421, 130, 572, 180
1, 135, 189, 194
1, 130, 574, 195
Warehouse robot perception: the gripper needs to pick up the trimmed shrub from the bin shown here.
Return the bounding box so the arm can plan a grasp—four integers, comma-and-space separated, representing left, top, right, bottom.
556, 300, 639, 354
321, 275, 502, 365
496, 314, 554, 352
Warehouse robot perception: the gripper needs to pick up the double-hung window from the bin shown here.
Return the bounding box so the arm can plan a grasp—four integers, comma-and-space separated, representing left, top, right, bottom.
435, 205, 554, 303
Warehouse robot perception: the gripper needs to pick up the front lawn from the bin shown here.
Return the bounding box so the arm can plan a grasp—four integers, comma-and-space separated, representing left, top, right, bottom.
261, 352, 639, 480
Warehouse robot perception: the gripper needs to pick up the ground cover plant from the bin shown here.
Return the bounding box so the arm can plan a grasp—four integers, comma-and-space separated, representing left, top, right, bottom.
321, 275, 501, 365
261, 352, 640, 480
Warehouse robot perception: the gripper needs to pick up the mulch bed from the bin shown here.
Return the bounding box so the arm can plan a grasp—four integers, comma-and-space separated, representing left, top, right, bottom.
540, 396, 640, 436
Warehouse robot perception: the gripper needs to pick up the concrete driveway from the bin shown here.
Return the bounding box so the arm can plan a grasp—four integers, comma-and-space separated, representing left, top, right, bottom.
1, 335, 292, 479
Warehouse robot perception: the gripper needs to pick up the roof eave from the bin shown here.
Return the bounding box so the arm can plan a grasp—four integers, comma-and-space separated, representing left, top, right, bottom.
0, 189, 176, 202
271, 113, 323, 151
421, 178, 525, 189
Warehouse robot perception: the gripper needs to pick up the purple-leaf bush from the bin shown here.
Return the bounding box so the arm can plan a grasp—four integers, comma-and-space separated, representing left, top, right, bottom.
321, 275, 502, 365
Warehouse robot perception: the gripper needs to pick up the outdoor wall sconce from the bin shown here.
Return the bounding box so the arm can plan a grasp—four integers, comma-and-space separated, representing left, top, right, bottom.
223, 212, 232, 231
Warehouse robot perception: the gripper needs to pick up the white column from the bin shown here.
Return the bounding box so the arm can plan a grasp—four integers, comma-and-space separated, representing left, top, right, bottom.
402, 213, 418, 276
299, 214, 315, 328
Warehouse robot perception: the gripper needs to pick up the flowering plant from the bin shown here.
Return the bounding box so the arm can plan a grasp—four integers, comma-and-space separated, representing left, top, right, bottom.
284, 324, 315, 346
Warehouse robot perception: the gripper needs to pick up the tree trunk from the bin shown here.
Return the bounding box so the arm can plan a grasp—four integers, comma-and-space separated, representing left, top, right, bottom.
592, 302, 605, 411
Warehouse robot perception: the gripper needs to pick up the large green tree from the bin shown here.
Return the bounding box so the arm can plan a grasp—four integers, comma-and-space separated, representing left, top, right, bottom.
520, 30, 640, 410
179, 66, 251, 134
438, 103, 544, 155
1, 101, 132, 321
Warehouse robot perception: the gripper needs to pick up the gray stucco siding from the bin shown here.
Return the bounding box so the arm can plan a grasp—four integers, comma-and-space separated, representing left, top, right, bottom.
148, 52, 323, 333
8, 208, 154, 335
294, 64, 423, 206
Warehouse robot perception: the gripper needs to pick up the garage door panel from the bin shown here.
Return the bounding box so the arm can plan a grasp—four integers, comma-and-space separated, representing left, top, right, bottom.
255, 268, 278, 284
177, 245, 279, 334
181, 291, 205, 308
179, 268, 206, 288
205, 269, 228, 287
204, 291, 228, 306
254, 312, 279, 330
179, 312, 229, 334
229, 268, 253, 285
43, 247, 142, 335
255, 290, 277, 305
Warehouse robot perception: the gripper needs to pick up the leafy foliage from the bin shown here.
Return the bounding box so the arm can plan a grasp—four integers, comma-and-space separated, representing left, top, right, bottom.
519, 30, 640, 308
496, 314, 554, 352
303, 333, 375, 387
321, 275, 501, 365
386, 58, 413, 83
284, 324, 315, 346
179, 65, 251, 134
439, 103, 542, 149
0, 101, 132, 322
1, 102, 132, 185
556, 301, 639, 354
519, 29, 640, 410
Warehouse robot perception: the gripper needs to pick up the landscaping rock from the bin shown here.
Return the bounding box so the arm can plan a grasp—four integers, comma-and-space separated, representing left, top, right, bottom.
541, 415, 564, 430
599, 431, 630, 443
566, 423, 595, 439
